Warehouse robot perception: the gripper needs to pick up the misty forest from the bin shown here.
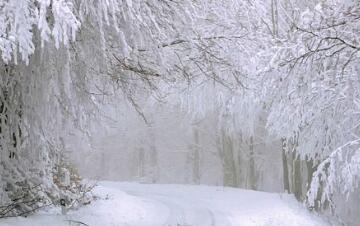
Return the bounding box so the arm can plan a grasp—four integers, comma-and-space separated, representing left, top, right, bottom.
0, 0, 359, 226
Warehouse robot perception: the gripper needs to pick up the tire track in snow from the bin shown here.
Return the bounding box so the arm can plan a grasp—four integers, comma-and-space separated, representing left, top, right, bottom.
122, 190, 231, 226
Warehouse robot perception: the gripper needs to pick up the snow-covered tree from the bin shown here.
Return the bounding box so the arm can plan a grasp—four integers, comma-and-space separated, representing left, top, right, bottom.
255, 0, 360, 213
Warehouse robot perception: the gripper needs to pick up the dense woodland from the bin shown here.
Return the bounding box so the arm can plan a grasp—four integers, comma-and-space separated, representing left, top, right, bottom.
0, 0, 359, 225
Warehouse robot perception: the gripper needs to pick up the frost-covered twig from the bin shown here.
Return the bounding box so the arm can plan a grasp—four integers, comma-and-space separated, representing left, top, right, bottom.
0, 184, 53, 218
65, 219, 89, 226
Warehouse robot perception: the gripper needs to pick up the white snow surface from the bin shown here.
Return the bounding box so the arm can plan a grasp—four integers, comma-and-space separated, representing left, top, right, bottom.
0, 181, 336, 226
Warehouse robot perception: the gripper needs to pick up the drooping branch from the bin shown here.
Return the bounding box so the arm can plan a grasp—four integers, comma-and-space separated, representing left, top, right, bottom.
138, 34, 248, 51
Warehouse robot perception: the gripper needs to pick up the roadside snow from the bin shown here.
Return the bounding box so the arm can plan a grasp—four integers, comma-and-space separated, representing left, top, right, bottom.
0, 181, 336, 226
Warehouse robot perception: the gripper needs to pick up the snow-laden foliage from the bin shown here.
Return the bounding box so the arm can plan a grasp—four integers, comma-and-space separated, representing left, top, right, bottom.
0, 0, 132, 216
0, 0, 80, 64
307, 140, 360, 209
261, 0, 360, 208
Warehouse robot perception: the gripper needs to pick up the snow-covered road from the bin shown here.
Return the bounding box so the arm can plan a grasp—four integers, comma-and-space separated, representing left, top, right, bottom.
0, 182, 336, 226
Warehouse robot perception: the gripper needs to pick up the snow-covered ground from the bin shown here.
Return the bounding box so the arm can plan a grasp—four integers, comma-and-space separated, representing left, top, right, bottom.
0, 182, 336, 226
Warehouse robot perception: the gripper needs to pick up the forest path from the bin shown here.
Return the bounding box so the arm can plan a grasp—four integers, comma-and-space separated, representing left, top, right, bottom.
0, 181, 335, 226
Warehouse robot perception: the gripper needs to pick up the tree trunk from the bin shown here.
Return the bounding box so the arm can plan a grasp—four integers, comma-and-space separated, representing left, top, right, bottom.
271, 0, 279, 37
281, 138, 290, 193
221, 130, 238, 187
148, 129, 159, 183
292, 147, 302, 200
306, 157, 315, 190
193, 127, 200, 184
138, 148, 145, 179
248, 136, 257, 190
